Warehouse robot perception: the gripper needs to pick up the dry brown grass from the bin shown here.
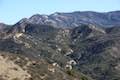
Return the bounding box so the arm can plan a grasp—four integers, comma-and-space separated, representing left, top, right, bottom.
0, 54, 31, 80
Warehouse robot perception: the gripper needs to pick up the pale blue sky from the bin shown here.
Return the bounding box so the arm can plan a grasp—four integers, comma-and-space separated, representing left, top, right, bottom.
0, 0, 120, 24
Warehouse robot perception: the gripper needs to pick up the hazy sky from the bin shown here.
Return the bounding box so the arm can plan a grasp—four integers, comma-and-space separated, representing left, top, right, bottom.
0, 0, 120, 24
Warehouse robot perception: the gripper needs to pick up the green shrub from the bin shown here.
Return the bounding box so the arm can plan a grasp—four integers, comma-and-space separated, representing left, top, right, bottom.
66, 70, 75, 77
81, 76, 88, 80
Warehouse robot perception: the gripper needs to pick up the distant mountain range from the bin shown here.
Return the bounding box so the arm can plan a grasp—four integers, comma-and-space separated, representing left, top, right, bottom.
18, 11, 120, 28
1, 11, 120, 28
0, 11, 120, 80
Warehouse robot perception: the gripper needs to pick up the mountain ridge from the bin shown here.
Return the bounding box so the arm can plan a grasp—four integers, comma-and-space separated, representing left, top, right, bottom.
1, 11, 120, 28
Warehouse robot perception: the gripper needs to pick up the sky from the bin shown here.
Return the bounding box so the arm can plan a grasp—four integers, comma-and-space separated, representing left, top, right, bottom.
0, 0, 120, 24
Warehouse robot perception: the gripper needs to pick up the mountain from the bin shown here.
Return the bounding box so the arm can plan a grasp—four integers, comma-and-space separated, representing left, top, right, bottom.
1, 11, 120, 80
27, 11, 120, 28
1, 11, 120, 28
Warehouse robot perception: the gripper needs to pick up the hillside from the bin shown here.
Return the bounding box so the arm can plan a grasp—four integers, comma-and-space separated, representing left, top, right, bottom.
0, 11, 120, 80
